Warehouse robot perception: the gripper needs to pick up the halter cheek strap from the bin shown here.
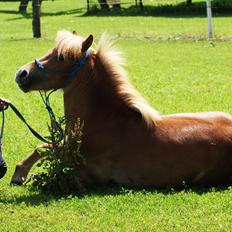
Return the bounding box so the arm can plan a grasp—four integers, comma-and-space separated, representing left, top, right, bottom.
35, 58, 45, 72
34, 48, 91, 79
66, 49, 90, 77
33, 49, 91, 144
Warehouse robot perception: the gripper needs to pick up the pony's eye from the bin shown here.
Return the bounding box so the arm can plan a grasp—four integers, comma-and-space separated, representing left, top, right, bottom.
57, 54, 64, 61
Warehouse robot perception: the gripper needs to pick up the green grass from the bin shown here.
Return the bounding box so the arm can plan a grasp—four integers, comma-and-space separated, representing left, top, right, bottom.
0, 187, 231, 231
0, 0, 232, 231
1, 0, 232, 40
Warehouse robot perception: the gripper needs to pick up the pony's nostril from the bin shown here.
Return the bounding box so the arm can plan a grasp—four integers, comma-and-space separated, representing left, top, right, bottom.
20, 70, 28, 79
16, 69, 29, 84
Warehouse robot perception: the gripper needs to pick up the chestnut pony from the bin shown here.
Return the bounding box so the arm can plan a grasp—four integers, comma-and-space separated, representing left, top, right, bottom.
12, 30, 232, 187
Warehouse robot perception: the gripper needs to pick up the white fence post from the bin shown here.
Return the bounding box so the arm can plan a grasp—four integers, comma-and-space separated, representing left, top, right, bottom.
206, 0, 213, 39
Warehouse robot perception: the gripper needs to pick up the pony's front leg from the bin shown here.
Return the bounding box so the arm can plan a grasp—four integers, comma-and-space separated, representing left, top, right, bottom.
10, 144, 50, 185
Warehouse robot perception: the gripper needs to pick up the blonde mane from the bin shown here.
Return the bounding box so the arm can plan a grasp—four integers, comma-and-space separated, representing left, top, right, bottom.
56, 30, 160, 126
96, 35, 160, 126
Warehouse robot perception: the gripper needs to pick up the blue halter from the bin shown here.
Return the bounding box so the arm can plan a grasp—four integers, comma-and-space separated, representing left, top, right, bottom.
33, 49, 91, 144
34, 48, 91, 79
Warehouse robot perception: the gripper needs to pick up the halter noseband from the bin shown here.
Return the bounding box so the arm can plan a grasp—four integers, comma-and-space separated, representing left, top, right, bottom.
34, 48, 91, 80
32, 49, 91, 144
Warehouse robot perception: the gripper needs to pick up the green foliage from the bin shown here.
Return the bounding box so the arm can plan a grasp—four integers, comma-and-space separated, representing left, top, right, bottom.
29, 118, 85, 195
86, 0, 232, 16
213, 0, 232, 8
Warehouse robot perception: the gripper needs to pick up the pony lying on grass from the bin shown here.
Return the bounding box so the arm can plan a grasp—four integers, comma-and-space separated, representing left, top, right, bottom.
11, 30, 232, 188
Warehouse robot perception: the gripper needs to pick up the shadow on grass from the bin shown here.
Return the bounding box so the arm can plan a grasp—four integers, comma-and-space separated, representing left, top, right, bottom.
0, 184, 231, 206
83, 1, 232, 17
0, 8, 84, 21
1, 1, 232, 20
0, 190, 56, 206
5, 38, 45, 42
0, 10, 21, 14
0, 9, 31, 21
87, 184, 232, 197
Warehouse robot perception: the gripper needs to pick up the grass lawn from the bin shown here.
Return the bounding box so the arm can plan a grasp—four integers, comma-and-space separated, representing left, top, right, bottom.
0, 0, 231, 231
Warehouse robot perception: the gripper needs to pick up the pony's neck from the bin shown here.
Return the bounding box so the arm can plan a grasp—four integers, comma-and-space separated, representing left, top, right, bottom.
63, 54, 137, 127
63, 52, 159, 131
91, 53, 160, 127
63, 56, 95, 126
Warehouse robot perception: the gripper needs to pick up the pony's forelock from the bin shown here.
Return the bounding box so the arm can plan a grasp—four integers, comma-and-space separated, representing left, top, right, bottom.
56, 30, 84, 60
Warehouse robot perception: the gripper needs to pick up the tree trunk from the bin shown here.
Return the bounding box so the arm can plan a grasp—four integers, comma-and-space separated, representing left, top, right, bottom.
32, 0, 41, 38
19, 0, 43, 13
98, 0, 110, 10
186, 0, 192, 5
19, 0, 30, 12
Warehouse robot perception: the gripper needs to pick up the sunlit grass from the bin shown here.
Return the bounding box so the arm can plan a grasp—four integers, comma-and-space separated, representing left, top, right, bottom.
0, 0, 231, 231
0, 0, 232, 40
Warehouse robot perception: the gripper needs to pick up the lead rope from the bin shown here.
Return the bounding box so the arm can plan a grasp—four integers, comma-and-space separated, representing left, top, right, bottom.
39, 90, 64, 144
0, 109, 5, 158
0, 104, 9, 139
0, 105, 8, 178
0, 110, 5, 140
0, 96, 63, 144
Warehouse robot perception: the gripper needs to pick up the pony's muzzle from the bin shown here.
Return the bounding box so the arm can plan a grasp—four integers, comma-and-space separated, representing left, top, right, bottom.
15, 68, 30, 86
15, 68, 31, 92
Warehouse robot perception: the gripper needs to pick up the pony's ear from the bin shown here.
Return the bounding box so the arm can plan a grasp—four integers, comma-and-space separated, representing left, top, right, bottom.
73, 30, 77, 35
82, 35, 93, 52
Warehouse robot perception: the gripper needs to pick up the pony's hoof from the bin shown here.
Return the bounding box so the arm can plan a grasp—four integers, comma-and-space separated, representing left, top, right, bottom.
10, 164, 27, 186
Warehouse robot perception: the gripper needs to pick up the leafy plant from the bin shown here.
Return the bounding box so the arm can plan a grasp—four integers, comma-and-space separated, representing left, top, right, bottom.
29, 117, 85, 195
